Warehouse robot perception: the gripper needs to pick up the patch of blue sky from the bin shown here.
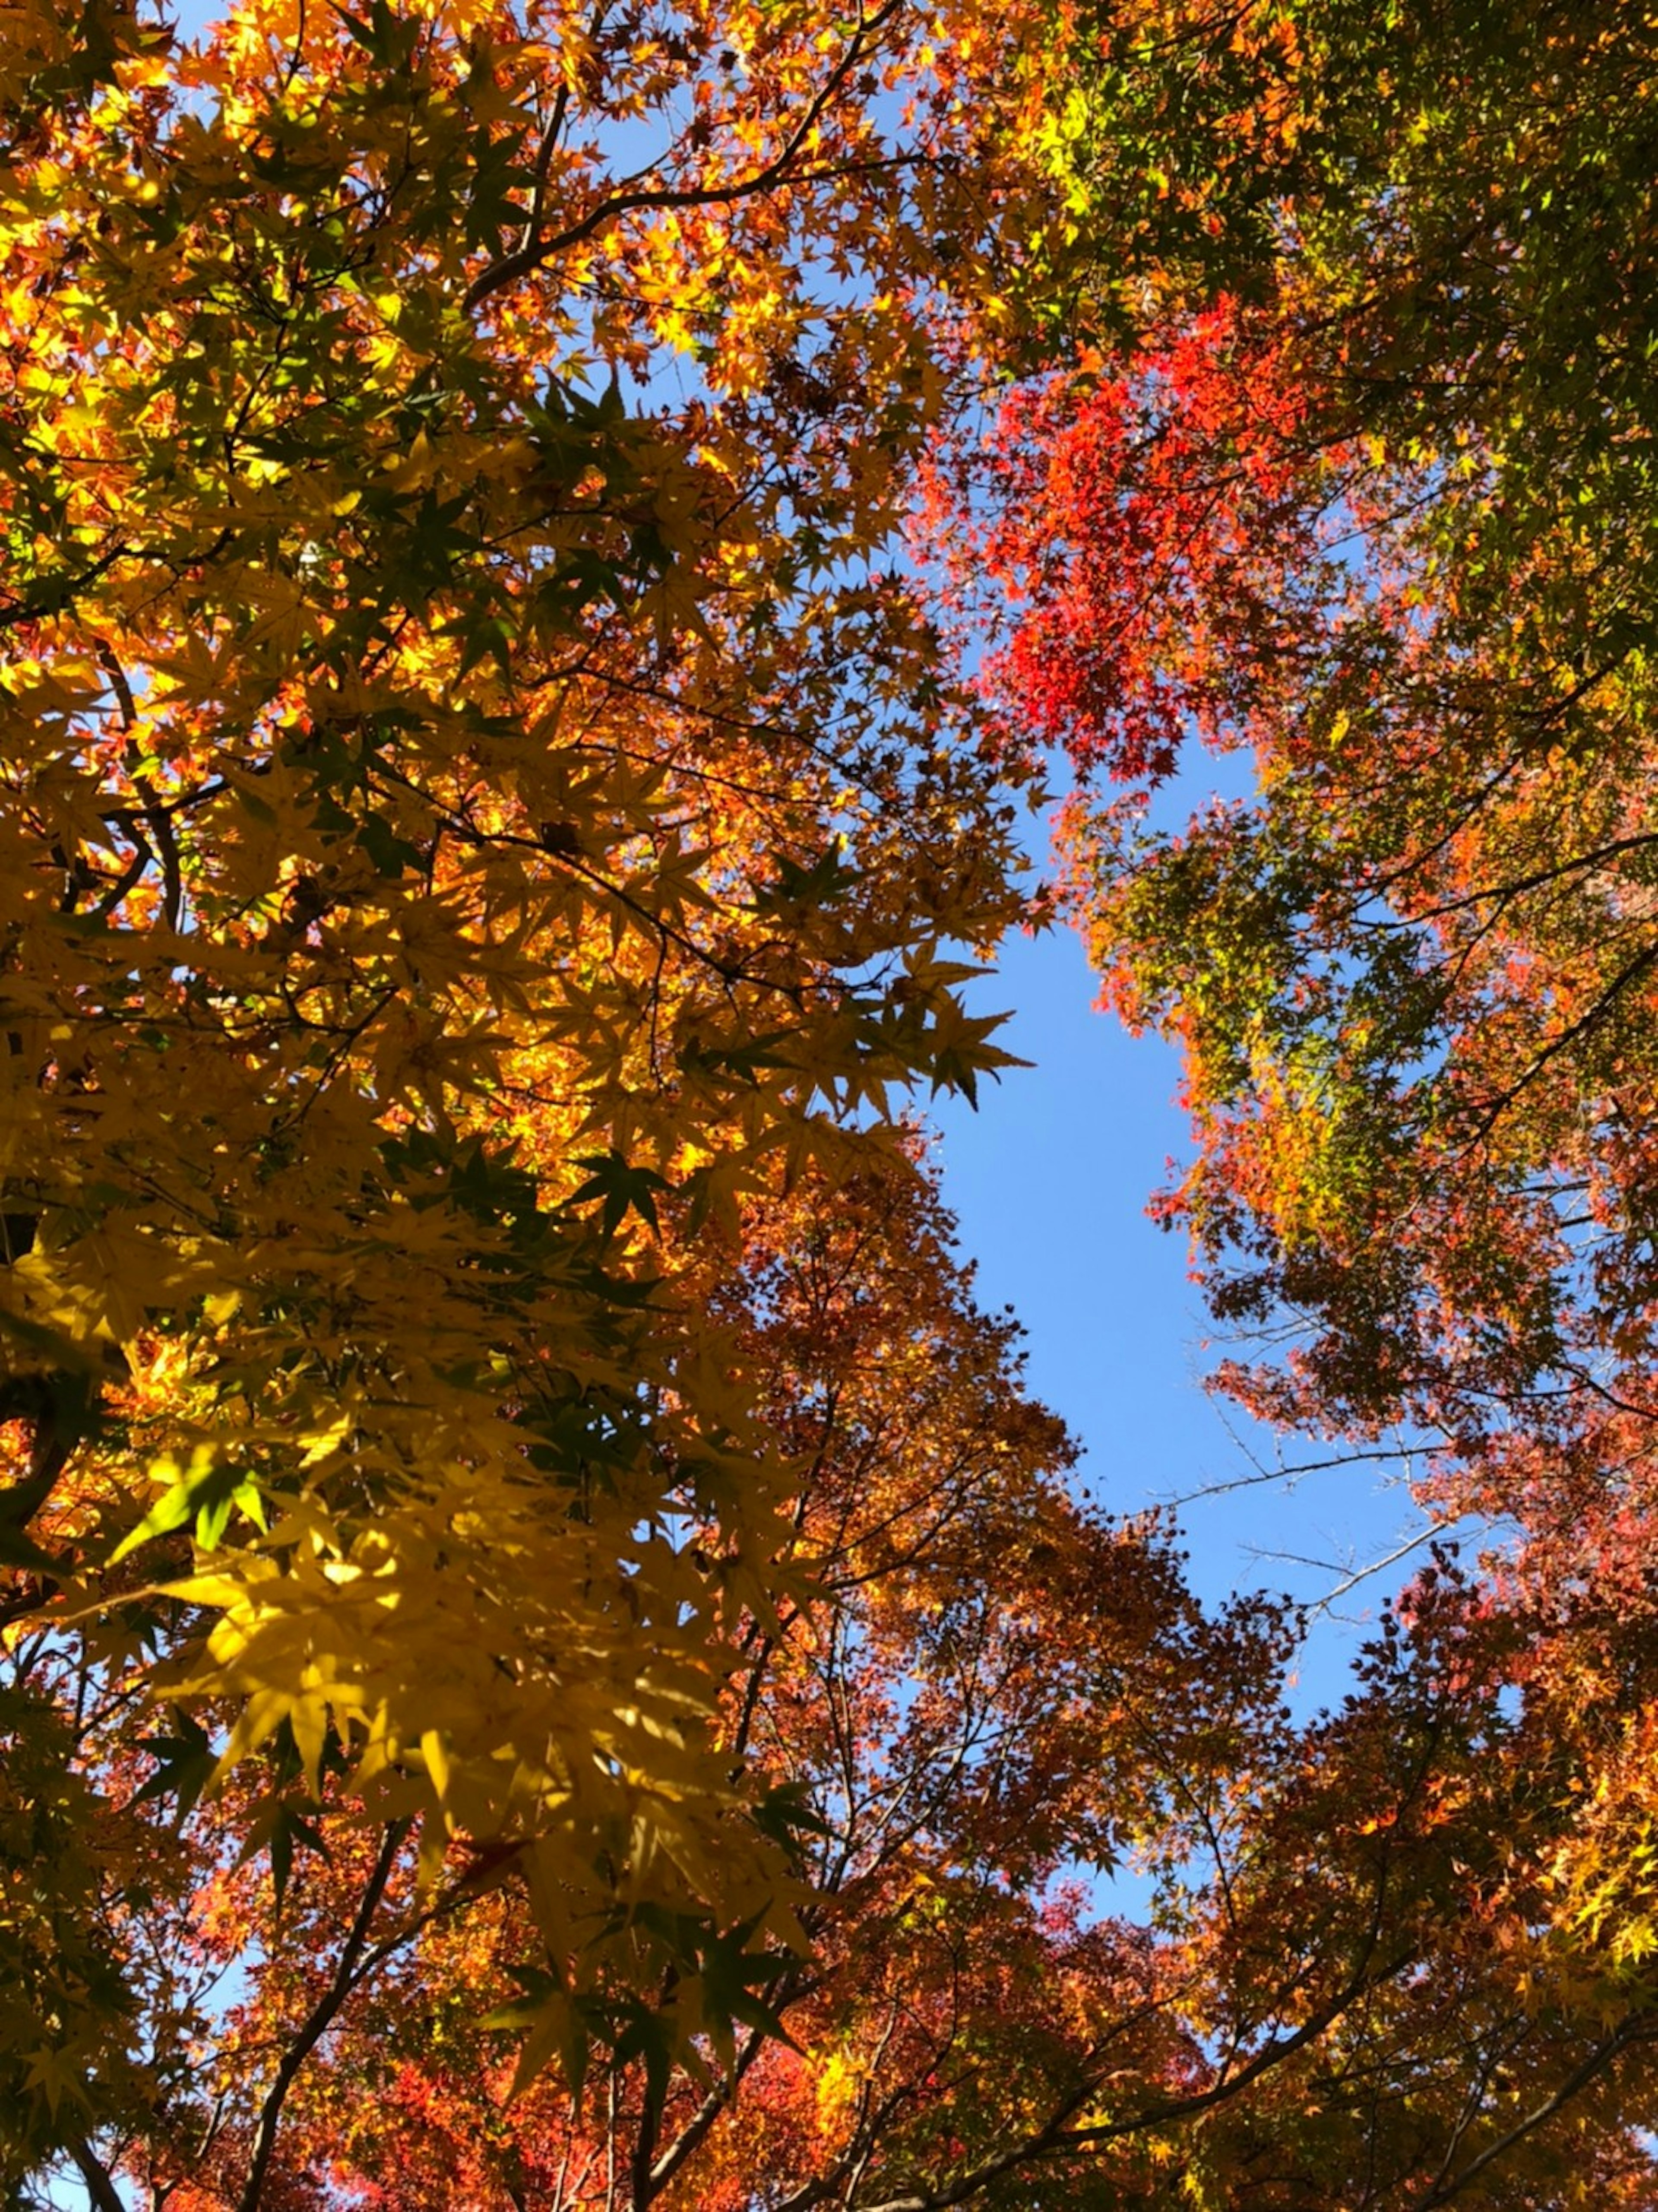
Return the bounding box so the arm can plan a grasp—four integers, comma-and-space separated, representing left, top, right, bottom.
924, 743, 1452, 1708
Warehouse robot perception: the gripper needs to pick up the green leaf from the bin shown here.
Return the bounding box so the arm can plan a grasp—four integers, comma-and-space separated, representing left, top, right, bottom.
109, 1456, 263, 1565
570, 1150, 671, 1238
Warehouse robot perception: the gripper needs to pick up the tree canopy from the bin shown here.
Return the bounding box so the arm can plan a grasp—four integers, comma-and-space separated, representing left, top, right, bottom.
11, 0, 1658, 2205
0, 0, 1051, 2179
958, 0, 1658, 1588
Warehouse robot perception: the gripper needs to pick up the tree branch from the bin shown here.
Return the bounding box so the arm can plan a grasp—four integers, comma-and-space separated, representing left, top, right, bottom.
1421, 2012, 1658, 2207
68, 2137, 129, 2212
464, 1, 902, 311
235, 1819, 410, 2212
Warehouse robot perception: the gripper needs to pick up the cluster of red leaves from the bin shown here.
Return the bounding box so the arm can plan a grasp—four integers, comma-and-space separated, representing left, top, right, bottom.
978, 307, 1335, 784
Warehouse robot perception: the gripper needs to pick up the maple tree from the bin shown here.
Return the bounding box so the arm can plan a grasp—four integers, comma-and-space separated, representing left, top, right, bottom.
0, 0, 1067, 2187
931, 0, 1658, 2196
56, 1161, 1658, 2211
961, 0, 1658, 1632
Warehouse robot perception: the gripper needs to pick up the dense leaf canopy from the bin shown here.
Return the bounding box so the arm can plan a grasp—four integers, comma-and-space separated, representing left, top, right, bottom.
0, 0, 1052, 2180
10, 0, 1658, 2206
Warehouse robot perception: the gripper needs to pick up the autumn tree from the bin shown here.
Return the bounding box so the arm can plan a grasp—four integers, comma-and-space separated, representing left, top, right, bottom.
0, 0, 1065, 2184
73, 1161, 1658, 2212
19, 0, 1658, 2205
933, 2, 1658, 2193
963, 0, 1658, 1634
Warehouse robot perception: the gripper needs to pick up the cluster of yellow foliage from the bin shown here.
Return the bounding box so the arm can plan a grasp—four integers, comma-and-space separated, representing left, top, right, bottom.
0, 0, 1058, 2160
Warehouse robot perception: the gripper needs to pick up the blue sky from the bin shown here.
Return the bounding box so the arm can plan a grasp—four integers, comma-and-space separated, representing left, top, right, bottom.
927, 877, 1435, 1672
